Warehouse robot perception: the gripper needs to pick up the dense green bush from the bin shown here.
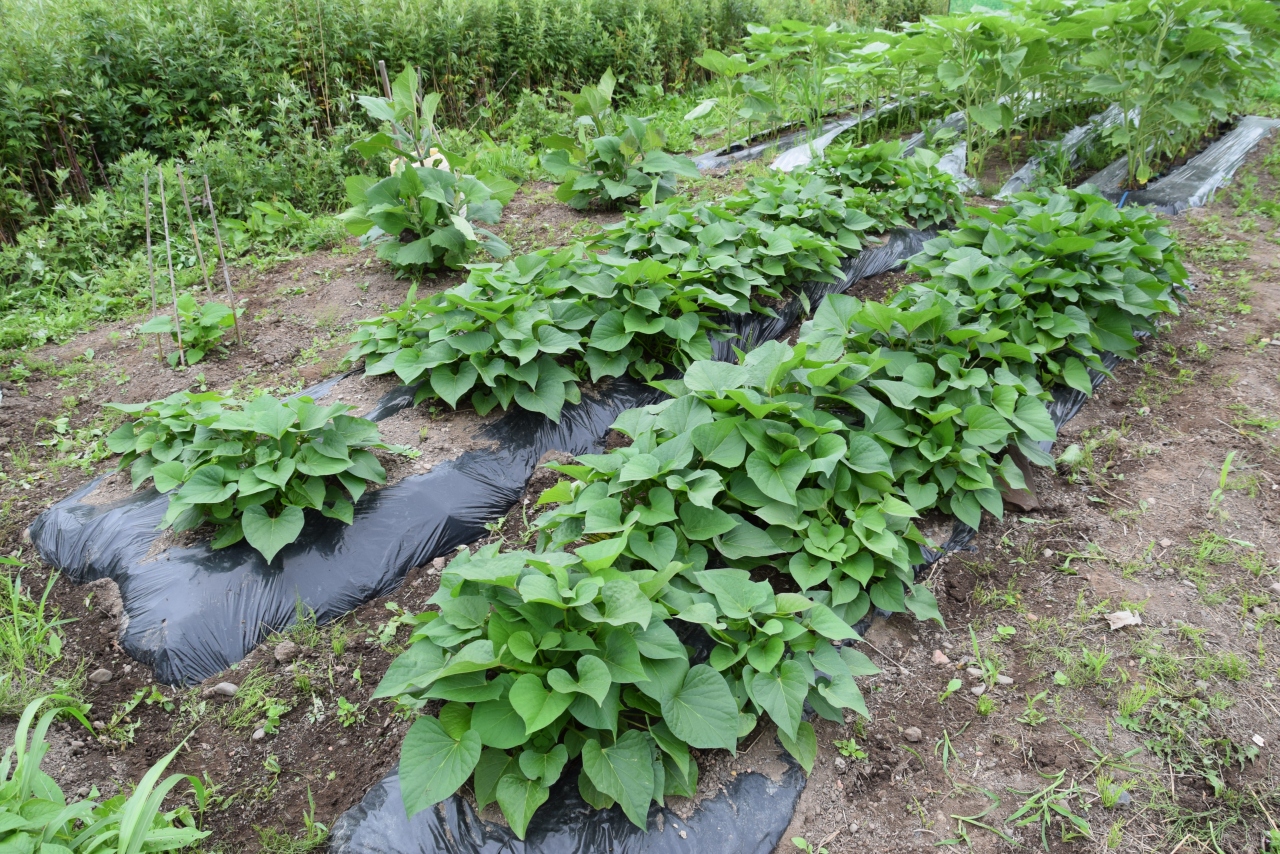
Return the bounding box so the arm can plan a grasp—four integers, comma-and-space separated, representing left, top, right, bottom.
106, 391, 414, 561
0, 0, 863, 238
897, 189, 1186, 393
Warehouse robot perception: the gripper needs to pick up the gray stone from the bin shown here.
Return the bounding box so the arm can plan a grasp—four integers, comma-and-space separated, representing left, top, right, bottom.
70, 740, 85, 749
1194, 679, 1210, 691
834, 757, 847, 773
965, 667, 983, 678
1268, 583, 1280, 597
252, 728, 266, 741
273, 640, 300, 664
904, 726, 922, 743
996, 674, 1014, 686
212, 682, 238, 697
1159, 538, 1173, 548
88, 668, 112, 684
970, 685, 987, 696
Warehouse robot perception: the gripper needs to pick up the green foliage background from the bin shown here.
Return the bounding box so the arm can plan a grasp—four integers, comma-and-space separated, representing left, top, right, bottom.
0, 0, 935, 235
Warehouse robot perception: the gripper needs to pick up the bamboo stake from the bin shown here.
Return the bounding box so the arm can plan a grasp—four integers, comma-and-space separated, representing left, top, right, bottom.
202, 174, 242, 345
378, 60, 392, 99
156, 168, 187, 367
141, 172, 163, 358
175, 164, 213, 295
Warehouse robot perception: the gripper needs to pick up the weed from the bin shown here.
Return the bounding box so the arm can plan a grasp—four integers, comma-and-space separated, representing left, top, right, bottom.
791, 837, 828, 854
0, 557, 78, 714
336, 696, 364, 727
832, 738, 868, 760
1017, 691, 1049, 727
226, 668, 294, 734
938, 678, 963, 704
1005, 769, 1093, 849
975, 694, 995, 716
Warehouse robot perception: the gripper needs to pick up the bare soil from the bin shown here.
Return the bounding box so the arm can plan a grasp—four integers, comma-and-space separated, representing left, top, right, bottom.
1, 139, 1279, 854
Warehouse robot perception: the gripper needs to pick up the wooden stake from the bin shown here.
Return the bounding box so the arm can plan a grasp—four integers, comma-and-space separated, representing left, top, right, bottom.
156, 168, 187, 368
175, 164, 213, 295
202, 174, 242, 345
378, 60, 392, 99
141, 172, 164, 359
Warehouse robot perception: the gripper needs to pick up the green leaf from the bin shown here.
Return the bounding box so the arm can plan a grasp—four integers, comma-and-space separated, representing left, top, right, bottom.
241, 504, 305, 563
581, 731, 655, 829
905, 584, 944, 626
398, 716, 482, 816
496, 775, 550, 839
776, 720, 817, 774
508, 674, 574, 735
748, 660, 808, 740
518, 744, 569, 784
546, 655, 612, 706
660, 664, 739, 752
471, 697, 527, 749
677, 502, 738, 541
746, 449, 808, 505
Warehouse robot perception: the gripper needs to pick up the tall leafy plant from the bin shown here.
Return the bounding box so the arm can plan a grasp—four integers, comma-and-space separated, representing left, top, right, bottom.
341, 63, 515, 271
541, 71, 700, 210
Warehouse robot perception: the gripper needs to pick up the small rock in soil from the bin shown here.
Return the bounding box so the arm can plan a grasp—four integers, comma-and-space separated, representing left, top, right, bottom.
1268, 583, 1280, 596
834, 757, 847, 773
931, 650, 951, 665
252, 728, 265, 741
965, 667, 983, 678
211, 682, 238, 697
1194, 679, 1210, 691
273, 640, 300, 664
904, 727, 922, 743
1159, 538, 1173, 547
88, 668, 112, 684
432, 556, 447, 571
996, 674, 1014, 686
971, 685, 986, 696
1253, 734, 1266, 747
76, 787, 90, 797
70, 740, 84, 749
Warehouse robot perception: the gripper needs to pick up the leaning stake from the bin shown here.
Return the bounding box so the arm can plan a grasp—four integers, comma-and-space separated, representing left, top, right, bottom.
175, 164, 213, 295
156, 168, 187, 367
202, 174, 242, 345
142, 172, 164, 359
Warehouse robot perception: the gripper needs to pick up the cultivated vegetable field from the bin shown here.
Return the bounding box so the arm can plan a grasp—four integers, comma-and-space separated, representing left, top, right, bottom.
3, 0, 1280, 852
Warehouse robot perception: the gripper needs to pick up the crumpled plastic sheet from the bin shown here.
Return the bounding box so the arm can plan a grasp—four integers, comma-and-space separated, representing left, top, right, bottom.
329, 759, 805, 854
769, 102, 904, 173
29, 378, 666, 685
998, 105, 1129, 199
692, 113, 857, 173
1083, 116, 1280, 213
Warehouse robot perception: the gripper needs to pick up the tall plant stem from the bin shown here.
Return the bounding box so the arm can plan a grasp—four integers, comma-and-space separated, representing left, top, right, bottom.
142, 172, 164, 359
156, 168, 187, 368
175, 164, 213, 295
202, 174, 242, 345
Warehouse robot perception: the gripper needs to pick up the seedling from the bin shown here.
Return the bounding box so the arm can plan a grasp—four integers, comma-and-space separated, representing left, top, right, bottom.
833, 738, 868, 760
939, 678, 963, 704
1017, 691, 1049, 727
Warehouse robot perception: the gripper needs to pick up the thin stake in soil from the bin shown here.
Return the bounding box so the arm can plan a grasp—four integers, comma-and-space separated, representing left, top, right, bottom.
156, 168, 187, 367
175, 164, 213, 295
378, 60, 392, 99
141, 172, 163, 359
202, 174, 242, 345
